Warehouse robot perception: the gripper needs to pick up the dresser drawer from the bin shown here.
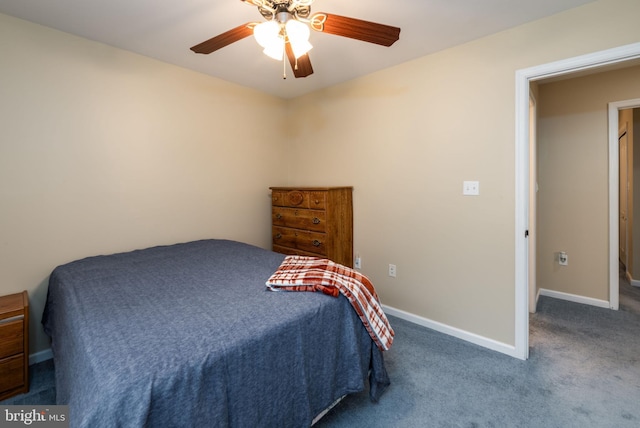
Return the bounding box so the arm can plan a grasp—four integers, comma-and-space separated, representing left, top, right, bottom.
272, 190, 326, 210
272, 208, 326, 232
307, 192, 326, 210
273, 245, 325, 259
272, 227, 327, 256
0, 354, 24, 393
0, 318, 23, 359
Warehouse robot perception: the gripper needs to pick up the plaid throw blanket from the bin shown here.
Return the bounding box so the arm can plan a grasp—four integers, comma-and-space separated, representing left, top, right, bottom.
266, 255, 394, 351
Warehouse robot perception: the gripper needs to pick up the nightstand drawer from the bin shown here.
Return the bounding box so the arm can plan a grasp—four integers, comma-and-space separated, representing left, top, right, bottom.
0, 354, 24, 393
0, 318, 23, 359
0, 291, 29, 401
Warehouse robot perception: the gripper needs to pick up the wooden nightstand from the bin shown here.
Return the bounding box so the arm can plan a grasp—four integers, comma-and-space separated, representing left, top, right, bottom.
0, 291, 29, 401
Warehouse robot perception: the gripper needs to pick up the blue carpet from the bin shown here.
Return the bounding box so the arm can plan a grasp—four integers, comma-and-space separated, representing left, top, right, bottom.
315, 280, 640, 427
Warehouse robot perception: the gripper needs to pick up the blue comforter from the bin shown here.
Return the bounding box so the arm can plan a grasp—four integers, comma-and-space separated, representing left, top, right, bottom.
42, 239, 389, 427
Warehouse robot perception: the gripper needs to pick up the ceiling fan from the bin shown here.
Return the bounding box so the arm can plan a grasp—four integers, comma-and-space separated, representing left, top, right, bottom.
190, 0, 401, 79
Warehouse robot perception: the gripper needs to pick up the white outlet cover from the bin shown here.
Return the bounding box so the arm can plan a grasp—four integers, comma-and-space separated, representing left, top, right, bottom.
463, 181, 480, 196
388, 264, 397, 277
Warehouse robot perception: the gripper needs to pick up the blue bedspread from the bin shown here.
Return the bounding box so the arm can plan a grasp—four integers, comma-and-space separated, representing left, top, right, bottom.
42, 239, 389, 427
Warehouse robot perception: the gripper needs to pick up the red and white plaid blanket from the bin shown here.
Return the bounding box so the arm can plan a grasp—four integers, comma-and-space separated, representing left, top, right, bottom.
266, 255, 394, 351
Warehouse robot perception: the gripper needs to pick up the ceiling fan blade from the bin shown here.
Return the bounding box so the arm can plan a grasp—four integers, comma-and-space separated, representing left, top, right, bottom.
190, 23, 254, 54
311, 13, 400, 47
285, 43, 314, 78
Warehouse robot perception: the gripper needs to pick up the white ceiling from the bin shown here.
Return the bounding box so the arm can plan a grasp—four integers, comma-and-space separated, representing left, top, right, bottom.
0, 0, 596, 99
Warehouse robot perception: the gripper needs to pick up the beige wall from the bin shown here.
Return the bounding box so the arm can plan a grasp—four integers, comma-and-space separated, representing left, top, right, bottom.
537, 66, 640, 301
2, 0, 640, 358
0, 14, 288, 355
286, 0, 640, 345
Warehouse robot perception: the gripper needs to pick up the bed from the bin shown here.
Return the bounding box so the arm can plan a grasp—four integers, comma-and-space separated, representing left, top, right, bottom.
42, 239, 390, 427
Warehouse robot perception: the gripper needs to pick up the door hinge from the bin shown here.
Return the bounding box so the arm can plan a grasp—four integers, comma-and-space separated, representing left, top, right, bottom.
525, 230, 529, 238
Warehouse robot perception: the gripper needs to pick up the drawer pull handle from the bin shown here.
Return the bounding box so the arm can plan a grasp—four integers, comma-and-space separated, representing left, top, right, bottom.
0, 314, 24, 325
275, 213, 282, 219
312, 240, 321, 247
314, 199, 320, 204
275, 233, 282, 240
312, 217, 320, 224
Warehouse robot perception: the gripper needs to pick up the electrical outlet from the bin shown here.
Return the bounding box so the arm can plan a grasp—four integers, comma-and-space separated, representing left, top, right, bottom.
388, 264, 396, 278
558, 252, 568, 266
355, 257, 361, 269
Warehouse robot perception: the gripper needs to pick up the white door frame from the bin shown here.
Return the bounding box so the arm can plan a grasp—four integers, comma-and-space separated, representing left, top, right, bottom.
609, 98, 640, 309
514, 42, 640, 360
528, 94, 537, 314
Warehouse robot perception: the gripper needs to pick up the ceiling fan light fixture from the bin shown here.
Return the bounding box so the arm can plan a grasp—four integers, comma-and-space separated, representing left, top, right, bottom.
285, 19, 312, 58
253, 20, 280, 48
262, 37, 285, 60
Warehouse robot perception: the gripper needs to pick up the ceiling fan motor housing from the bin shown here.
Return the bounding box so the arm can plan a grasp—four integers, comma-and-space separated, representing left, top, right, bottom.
258, 0, 312, 21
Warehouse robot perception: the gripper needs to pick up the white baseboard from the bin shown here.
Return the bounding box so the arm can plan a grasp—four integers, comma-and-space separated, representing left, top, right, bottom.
627, 273, 640, 288
531, 287, 542, 313
29, 348, 53, 366
382, 305, 519, 358
538, 288, 611, 309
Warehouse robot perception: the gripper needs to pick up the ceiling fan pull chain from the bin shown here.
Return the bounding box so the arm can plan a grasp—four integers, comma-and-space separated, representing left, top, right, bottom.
282, 49, 287, 79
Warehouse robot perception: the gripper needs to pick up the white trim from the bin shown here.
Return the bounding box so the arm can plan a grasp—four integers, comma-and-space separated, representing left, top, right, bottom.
515, 42, 640, 361
528, 93, 538, 315
382, 305, 518, 358
515, 67, 531, 361
539, 288, 610, 309
29, 348, 53, 366
626, 270, 640, 287
629, 277, 640, 288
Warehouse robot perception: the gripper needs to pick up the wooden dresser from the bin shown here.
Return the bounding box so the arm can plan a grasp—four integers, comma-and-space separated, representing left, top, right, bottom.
0, 291, 29, 401
270, 187, 353, 267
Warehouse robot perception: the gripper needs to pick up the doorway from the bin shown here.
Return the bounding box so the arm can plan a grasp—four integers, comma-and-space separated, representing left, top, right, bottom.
514, 42, 640, 360
609, 101, 640, 309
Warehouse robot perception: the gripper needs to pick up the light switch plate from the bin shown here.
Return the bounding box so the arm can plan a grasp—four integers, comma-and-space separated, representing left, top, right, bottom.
463, 181, 480, 196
